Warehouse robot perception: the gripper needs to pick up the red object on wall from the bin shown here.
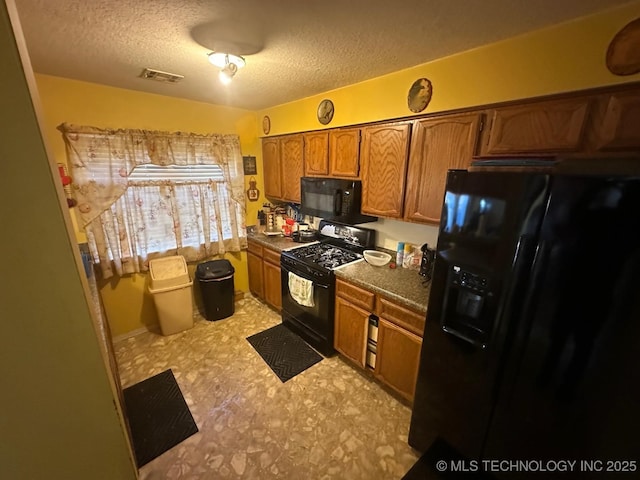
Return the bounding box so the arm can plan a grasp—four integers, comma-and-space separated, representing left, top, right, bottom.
57, 163, 76, 207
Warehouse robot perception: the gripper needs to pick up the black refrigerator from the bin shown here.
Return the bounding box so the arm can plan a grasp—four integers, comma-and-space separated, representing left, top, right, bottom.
408, 169, 640, 479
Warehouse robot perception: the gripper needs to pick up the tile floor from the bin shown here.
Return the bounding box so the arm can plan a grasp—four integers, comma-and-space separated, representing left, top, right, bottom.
115, 295, 419, 479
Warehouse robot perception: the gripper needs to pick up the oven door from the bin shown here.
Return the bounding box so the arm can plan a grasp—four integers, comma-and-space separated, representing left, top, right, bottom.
280, 259, 335, 355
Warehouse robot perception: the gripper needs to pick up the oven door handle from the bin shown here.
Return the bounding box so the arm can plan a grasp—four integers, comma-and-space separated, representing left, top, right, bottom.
282, 265, 330, 288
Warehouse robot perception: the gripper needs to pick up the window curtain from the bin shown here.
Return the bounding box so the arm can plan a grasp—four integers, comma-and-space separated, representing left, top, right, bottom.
59, 123, 247, 278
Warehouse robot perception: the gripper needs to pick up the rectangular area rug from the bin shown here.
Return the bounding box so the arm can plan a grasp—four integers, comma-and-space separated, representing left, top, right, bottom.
246, 324, 323, 382
123, 369, 198, 467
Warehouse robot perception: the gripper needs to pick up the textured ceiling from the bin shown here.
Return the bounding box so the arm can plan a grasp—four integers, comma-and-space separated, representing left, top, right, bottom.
13, 0, 633, 111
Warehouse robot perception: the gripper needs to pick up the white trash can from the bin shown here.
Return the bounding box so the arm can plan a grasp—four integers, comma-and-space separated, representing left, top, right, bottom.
148, 255, 194, 335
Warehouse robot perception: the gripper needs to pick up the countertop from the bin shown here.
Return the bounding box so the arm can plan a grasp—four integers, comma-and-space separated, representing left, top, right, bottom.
247, 231, 306, 252
247, 232, 431, 314
333, 260, 430, 315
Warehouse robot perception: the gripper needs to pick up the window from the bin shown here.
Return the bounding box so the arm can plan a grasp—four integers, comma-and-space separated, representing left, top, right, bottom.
60, 124, 247, 279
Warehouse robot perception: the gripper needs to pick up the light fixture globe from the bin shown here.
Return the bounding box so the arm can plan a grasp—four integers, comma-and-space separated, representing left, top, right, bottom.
218, 63, 238, 85
207, 52, 245, 85
207, 52, 246, 69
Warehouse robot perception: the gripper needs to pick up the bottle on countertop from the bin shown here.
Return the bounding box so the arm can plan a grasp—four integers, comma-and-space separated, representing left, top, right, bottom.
403, 243, 413, 269
396, 242, 405, 267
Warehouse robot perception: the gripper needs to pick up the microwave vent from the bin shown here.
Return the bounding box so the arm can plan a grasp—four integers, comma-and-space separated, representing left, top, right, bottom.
140, 68, 184, 83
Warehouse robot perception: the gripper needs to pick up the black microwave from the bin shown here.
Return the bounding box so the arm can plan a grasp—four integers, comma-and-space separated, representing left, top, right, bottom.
300, 177, 377, 224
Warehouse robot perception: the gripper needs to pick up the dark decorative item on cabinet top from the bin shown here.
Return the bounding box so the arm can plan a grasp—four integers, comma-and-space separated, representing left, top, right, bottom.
262, 115, 271, 135
317, 99, 335, 125
242, 155, 257, 175
607, 17, 640, 76
407, 78, 432, 113
246, 176, 260, 202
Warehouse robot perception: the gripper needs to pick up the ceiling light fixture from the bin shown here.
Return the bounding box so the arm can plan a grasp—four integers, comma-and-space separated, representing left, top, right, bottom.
207, 52, 245, 85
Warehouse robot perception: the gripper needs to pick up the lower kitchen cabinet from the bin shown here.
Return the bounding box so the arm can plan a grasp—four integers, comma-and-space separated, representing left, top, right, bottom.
334, 277, 424, 403
247, 250, 264, 299
247, 239, 281, 311
334, 296, 369, 367
262, 249, 282, 311
375, 318, 422, 402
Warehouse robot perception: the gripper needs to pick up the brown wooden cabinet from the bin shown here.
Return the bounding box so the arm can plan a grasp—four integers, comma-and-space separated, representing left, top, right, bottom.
590, 91, 640, 151
374, 318, 422, 402
303, 131, 329, 176
247, 252, 264, 299
247, 239, 281, 311
360, 122, 411, 218
329, 128, 360, 177
334, 277, 424, 402
480, 97, 591, 155
280, 134, 304, 202
404, 113, 482, 224
262, 138, 281, 199
262, 134, 303, 202
334, 296, 369, 367
263, 83, 640, 220
262, 248, 282, 311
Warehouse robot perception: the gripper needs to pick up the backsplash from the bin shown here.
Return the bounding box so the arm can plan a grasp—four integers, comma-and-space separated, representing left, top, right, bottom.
362, 218, 439, 251
282, 214, 439, 252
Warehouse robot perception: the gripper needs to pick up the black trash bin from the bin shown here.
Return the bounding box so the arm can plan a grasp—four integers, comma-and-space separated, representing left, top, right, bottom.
196, 259, 235, 321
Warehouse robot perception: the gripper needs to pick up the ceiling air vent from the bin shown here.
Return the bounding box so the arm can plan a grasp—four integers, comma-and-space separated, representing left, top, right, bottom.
140, 68, 184, 83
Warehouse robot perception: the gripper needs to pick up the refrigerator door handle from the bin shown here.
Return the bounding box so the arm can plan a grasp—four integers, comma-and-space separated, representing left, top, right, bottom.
497, 234, 537, 322
442, 325, 488, 349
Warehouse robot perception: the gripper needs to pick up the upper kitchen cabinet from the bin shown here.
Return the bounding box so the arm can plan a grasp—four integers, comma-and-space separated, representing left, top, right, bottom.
588, 89, 640, 151
262, 138, 282, 199
404, 113, 482, 224
262, 134, 304, 203
360, 122, 411, 218
329, 128, 361, 177
303, 131, 329, 176
280, 134, 304, 203
303, 128, 361, 178
480, 97, 591, 156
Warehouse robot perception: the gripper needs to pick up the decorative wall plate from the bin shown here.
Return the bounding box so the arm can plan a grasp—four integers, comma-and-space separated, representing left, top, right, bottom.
317, 99, 335, 125
262, 115, 271, 135
407, 78, 433, 113
607, 17, 640, 76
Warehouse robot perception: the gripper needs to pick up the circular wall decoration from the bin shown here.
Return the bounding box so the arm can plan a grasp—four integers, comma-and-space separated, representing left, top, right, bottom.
262, 115, 271, 135
317, 99, 335, 125
607, 17, 640, 76
407, 78, 433, 113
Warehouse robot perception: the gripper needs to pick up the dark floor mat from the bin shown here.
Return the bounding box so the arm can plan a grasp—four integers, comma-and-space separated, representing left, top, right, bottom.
247, 324, 323, 382
123, 369, 198, 467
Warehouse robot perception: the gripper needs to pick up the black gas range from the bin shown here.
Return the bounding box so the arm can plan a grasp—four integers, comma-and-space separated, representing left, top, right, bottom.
280, 220, 376, 356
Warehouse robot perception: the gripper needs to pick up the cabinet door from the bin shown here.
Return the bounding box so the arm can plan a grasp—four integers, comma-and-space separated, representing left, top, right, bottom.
334, 296, 369, 367
375, 318, 423, 402
247, 251, 264, 300
360, 122, 411, 218
262, 138, 282, 200
592, 91, 640, 151
263, 259, 282, 311
280, 134, 304, 202
404, 113, 482, 224
304, 131, 329, 176
482, 97, 591, 155
329, 128, 360, 177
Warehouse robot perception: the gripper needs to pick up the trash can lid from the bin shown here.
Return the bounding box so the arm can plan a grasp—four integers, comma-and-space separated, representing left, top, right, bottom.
149, 255, 190, 290
196, 259, 235, 280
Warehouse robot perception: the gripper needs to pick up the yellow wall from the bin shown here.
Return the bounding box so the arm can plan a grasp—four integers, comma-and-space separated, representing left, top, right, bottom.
257, 1, 640, 135
35, 75, 262, 337
1, 1, 136, 477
